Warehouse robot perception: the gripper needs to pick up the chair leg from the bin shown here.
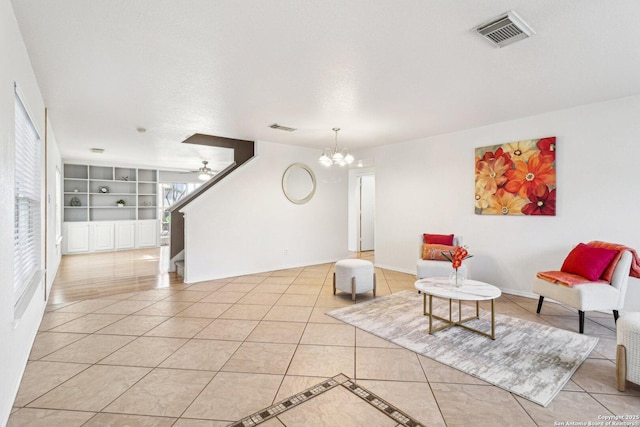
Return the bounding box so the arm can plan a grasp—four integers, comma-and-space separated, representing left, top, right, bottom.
333, 272, 336, 295
617, 344, 626, 391
614, 310, 619, 323
579, 310, 585, 334
373, 273, 376, 297
536, 296, 544, 314
351, 277, 356, 302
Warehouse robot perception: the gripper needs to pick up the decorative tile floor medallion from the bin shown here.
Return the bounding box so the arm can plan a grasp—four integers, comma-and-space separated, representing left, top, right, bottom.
229, 373, 424, 427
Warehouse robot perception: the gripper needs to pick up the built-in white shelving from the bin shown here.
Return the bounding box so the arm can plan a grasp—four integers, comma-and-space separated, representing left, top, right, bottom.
64, 164, 159, 222
62, 163, 160, 254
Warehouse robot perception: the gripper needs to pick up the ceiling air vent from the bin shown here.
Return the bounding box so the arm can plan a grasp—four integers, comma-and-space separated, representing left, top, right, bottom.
269, 123, 297, 132
475, 11, 534, 48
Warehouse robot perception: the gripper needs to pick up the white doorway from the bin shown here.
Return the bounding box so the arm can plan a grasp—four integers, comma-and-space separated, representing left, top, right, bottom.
358, 174, 375, 251
348, 168, 375, 253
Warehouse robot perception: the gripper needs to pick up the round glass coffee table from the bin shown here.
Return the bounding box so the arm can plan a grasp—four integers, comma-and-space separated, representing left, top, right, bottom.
414, 277, 502, 340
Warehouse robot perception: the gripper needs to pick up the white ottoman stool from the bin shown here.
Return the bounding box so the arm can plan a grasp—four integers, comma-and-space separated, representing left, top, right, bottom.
617, 312, 640, 391
333, 259, 376, 301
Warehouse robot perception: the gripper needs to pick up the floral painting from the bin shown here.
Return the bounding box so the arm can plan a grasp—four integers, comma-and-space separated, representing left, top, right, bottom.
475, 137, 556, 216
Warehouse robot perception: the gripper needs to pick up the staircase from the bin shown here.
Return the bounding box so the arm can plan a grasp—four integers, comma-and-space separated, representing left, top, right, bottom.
175, 260, 184, 277
169, 133, 255, 276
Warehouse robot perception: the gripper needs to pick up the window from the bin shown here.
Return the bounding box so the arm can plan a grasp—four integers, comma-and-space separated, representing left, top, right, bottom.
14, 85, 43, 317
159, 182, 202, 245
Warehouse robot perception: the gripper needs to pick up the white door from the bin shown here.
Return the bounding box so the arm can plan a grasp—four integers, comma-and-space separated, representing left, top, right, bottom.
137, 220, 158, 248
116, 222, 136, 249
64, 223, 90, 253
359, 175, 375, 251
92, 222, 115, 251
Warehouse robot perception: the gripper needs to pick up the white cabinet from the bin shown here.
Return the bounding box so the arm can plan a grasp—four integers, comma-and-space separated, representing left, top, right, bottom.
63, 220, 156, 254
137, 220, 158, 248
63, 223, 90, 253
116, 222, 136, 249
91, 223, 115, 251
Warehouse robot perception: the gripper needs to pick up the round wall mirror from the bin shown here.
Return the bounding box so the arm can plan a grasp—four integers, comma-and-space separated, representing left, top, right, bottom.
282, 163, 316, 204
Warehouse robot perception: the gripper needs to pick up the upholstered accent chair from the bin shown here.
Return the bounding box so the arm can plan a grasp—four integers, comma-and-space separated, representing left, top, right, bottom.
617, 312, 640, 391
417, 236, 470, 279
533, 250, 632, 334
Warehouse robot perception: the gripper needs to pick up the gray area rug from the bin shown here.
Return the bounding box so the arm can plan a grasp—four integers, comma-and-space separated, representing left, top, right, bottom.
327, 291, 598, 407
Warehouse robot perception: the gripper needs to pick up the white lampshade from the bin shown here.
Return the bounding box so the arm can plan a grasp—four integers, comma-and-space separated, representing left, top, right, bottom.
344, 153, 354, 164
319, 154, 332, 167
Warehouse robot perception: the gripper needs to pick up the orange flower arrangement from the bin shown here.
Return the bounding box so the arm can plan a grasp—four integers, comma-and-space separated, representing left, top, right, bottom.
442, 246, 473, 269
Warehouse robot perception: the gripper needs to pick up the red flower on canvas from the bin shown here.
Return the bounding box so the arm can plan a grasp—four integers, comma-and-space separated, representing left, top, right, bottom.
522, 186, 556, 216
537, 137, 556, 161
480, 147, 513, 167
504, 153, 556, 199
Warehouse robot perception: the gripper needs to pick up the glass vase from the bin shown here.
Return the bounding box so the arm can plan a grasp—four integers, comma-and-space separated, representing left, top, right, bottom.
448, 264, 467, 287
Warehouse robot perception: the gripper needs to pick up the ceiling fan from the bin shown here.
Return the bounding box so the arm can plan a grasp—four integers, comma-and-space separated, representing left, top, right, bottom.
182, 160, 218, 181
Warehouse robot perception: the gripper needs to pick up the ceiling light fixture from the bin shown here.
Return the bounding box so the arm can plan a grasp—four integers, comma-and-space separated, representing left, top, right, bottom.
269, 123, 297, 132
319, 127, 354, 167
90, 148, 104, 153
198, 161, 214, 181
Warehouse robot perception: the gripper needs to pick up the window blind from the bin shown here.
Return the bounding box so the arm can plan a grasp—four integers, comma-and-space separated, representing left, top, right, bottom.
14, 87, 42, 313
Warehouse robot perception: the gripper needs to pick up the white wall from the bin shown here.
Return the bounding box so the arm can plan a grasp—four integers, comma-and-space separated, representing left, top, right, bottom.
0, 1, 62, 424
182, 141, 350, 282
372, 94, 640, 312
46, 118, 63, 295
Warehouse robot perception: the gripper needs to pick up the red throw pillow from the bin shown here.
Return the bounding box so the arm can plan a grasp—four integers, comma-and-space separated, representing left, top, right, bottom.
422, 244, 457, 261
560, 243, 618, 282
423, 233, 454, 246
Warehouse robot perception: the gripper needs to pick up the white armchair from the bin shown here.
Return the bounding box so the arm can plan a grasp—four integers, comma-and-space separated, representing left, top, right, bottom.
533, 250, 632, 334
416, 236, 470, 279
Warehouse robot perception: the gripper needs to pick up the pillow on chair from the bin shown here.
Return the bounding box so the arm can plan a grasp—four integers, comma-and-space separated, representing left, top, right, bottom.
560, 243, 618, 281
422, 244, 457, 261
423, 233, 454, 246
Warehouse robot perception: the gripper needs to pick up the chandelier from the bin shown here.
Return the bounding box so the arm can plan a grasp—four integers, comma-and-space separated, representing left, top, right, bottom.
319, 127, 354, 167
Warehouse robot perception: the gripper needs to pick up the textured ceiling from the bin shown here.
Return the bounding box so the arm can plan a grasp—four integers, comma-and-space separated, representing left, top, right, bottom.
10, 0, 640, 170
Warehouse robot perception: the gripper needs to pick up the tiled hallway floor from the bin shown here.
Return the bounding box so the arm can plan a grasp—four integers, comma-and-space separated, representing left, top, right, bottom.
8, 251, 640, 426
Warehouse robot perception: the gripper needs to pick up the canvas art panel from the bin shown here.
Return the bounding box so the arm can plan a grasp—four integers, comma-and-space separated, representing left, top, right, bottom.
475, 137, 556, 216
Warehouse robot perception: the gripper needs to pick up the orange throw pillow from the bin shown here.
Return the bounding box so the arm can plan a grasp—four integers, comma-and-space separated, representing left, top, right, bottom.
422, 244, 457, 261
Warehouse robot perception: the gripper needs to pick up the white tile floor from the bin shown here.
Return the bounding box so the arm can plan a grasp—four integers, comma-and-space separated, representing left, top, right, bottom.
8, 250, 640, 426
